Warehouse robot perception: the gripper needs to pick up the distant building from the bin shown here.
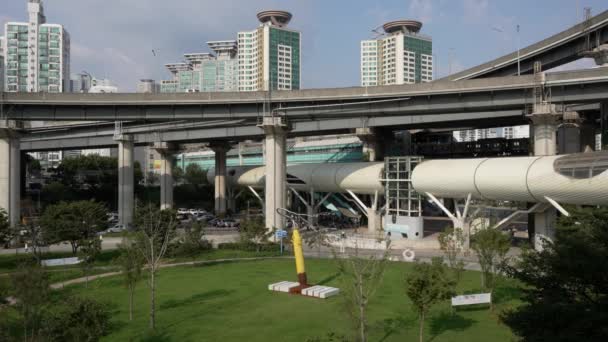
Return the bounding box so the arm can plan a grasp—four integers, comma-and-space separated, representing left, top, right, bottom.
237, 10, 301, 91
161, 41, 238, 93
71, 73, 116, 93
361, 20, 433, 86
137, 79, 160, 93
2, 0, 70, 93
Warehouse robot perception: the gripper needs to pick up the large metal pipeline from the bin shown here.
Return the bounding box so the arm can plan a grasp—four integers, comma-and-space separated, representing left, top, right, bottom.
206, 162, 385, 195
411, 151, 608, 206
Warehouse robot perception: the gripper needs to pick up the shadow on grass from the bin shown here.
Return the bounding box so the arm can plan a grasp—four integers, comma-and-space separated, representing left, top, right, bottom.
376, 317, 416, 342
160, 289, 235, 310
141, 330, 173, 342
317, 272, 340, 286
428, 311, 475, 341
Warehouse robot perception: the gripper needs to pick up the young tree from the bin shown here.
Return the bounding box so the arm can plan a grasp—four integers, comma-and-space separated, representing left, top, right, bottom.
471, 228, 510, 290
0, 208, 13, 248
11, 263, 50, 341
406, 258, 456, 342
239, 218, 271, 251
133, 204, 177, 330
334, 245, 390, 342
116, 240, 144, 321
502, 207, 608, 342
172, 223, 209, 261
79, 237, 102, 288
19, 219, 46, 263
437, 226, 466, 282
40, 200, 108, 254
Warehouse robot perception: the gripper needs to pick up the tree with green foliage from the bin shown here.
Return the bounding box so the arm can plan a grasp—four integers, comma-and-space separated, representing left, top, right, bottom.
41, 296, 110, 342
438, 226, 467, 283
116, 240, 145, 321
171, 222, 210, 261
79, 237, 102, 288
501, 207, 608, 342
0, 208, 12, 248
11, 263, 50, 341
173, 166, 184, 183
184, 163, 207, 186
406, 258, 456, 342
239, 218, 271, 251
133, 204, 177, 330
40, 200, 108, 254
471, 228, 510, 290
334, 245, 391, 342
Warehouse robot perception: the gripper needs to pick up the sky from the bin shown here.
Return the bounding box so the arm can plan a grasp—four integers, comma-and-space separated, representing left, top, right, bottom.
1, 0, 606, 91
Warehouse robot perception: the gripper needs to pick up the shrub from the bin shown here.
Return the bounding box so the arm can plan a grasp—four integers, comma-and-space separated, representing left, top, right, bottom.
217, 242, 280, 252
41, 297, 110, 342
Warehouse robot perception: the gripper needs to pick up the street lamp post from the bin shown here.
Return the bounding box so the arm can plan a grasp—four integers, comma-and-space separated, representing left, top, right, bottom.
517, 25, 521, 76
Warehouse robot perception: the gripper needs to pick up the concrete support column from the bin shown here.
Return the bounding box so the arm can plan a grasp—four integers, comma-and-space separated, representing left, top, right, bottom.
530, 111, 560, 156
210, 142, 230, 217
558, 112, 597, 153
116, 135, 134, 228
259, 116, 290, 231
154, 142, 176, 210
0, 127, 21, 227
602, 102, 608, 150
356, 127, 387, 162
366, 208, 382, 233
227, 188, 237, 213
529, 106, 560, 250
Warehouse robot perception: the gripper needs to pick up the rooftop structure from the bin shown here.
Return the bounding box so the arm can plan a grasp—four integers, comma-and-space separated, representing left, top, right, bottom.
256, 10, 293, 27
382, 20, 423, 34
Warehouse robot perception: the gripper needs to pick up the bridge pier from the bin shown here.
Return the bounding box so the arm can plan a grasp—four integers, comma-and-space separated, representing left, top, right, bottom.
558, 112, 596, 153
356, 127, 386, 162
602, 102, 608, 150
154, 142, 176, 210
210, 142, 230, 217
0, 125, 21, 227
259, 116, 289, 231
116, 134, 134, 229
529, 106, 561, 250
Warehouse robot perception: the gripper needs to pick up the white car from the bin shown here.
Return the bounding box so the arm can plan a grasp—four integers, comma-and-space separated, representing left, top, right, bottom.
177, 208, 189, 215
105, 224, 126, 233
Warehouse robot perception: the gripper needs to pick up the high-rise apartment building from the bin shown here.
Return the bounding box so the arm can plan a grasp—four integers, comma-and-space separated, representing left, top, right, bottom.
161, 41, 239, 93
237, 10, 301, 91
137, 79, 160, 93
361, 20, 432, 86
2, 0, 70, 93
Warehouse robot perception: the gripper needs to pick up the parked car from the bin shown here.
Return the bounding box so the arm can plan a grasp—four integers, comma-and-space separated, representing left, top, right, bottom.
97, 224, 125, 235
177, 208, 189, 215
222, 219, 239, 228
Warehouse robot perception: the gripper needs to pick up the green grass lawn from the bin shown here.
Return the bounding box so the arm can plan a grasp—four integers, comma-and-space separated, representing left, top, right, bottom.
58, 258, 520, 342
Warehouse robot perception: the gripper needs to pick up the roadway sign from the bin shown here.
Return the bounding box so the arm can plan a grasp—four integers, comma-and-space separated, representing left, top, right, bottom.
275, 230, 288, 239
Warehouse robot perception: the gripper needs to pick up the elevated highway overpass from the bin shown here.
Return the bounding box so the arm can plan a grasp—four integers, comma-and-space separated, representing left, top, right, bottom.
11, 68, 608, 151
444, 10, 608, 80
